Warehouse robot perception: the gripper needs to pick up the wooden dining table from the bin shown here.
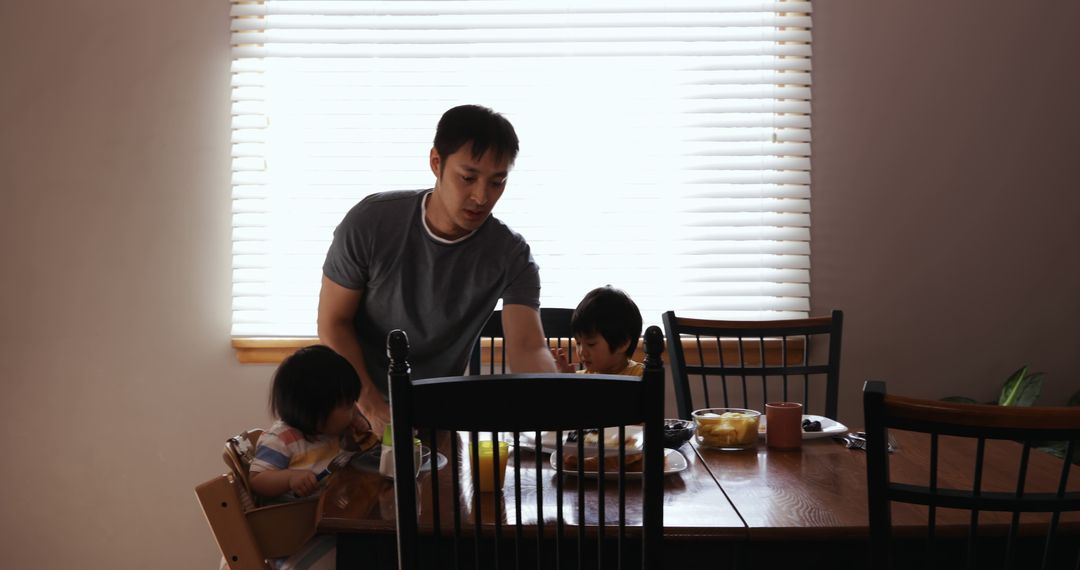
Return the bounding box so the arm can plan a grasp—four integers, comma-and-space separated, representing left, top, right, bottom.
319, 430, 746, 568
692, 429, 1080, 567
318, 429, 1080, 569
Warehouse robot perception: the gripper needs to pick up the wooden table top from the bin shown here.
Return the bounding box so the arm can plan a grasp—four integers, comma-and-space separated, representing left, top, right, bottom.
692, 430, 1080, 540
693, 433, 868, 540
318, 432, 746, 539
320, 429, 1080, 542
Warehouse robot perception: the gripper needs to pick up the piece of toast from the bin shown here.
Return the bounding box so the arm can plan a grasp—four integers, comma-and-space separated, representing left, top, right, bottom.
563, 451, 648, 472
565, 427, 641, 448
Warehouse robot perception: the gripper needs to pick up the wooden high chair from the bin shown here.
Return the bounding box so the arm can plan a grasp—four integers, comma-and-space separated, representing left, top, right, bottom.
195, 429, 319, 570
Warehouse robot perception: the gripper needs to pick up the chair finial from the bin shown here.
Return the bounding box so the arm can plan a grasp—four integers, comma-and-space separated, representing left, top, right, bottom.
643, 325, 664, 367
387, 329, 410, 374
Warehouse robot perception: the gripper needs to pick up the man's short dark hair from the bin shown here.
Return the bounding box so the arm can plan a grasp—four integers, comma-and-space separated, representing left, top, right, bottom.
270, 345, 360, 440
571, 286, 643, 358
433, 104, 519, 171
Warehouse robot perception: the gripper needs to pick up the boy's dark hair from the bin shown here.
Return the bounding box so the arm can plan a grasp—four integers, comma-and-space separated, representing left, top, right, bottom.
433, 104, 519, 171
571, 286, 643, 358
270, 345, 360, 439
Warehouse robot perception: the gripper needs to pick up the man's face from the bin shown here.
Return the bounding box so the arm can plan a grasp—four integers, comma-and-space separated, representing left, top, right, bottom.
426, 142, 510, 240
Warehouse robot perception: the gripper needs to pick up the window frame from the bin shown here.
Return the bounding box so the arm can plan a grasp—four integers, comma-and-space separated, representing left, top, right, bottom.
230, 1, 814, 360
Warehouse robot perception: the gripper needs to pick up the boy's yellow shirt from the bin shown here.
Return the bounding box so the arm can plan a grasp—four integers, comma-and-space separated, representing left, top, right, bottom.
578, 359, 644, 377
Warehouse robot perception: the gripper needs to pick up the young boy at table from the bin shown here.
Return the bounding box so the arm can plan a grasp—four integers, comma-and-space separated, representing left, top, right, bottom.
553, 286, 644, 376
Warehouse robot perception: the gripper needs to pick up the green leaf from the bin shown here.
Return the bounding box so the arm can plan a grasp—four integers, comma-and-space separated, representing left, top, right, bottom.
1036, 441, 1080, 465
998, 365, 1044, 407
941, 396, 978, 404
1037, 442, 1065, 459
1067, 389, 1080, 408
997, 365, 1027, 406
1011, 371, 1044, 407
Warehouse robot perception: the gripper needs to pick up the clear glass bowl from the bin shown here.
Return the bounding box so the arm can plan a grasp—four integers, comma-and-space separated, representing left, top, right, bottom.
692, 408, 762, 450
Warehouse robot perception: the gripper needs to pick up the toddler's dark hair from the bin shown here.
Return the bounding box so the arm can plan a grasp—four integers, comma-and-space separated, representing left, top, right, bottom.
571, 286, 643, 358
270, 345, 360, 439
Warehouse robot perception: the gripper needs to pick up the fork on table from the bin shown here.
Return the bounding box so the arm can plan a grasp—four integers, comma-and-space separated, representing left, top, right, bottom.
834, 431, 896, 453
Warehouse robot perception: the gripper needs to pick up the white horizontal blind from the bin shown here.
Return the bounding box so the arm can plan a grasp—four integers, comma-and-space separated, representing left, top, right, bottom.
231, 0, 812, 337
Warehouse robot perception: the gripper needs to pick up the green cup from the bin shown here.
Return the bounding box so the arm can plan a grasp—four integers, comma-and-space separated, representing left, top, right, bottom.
380, 424, 422, 477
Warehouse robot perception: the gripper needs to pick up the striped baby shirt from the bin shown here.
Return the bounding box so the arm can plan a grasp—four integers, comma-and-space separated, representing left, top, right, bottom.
250, 420, 342, 476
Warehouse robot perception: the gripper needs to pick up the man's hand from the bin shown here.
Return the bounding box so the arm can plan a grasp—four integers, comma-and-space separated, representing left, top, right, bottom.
358, 397, 390, 436
350, 407, 373, 433
288, 470, 319, 497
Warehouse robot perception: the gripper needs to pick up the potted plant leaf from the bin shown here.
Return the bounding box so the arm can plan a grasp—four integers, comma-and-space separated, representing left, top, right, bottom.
943, 365, 1078, 465
942, 365, 1045, 406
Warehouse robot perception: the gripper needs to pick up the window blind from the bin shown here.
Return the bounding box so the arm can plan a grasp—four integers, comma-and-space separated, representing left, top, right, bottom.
231, 0, 813, 337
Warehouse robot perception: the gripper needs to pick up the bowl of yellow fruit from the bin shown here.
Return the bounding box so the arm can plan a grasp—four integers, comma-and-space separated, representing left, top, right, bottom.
692, 408, 761, 450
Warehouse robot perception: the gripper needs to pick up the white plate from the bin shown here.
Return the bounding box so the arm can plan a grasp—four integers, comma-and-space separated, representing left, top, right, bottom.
512, 431, 553, 453
516, 426, 643, 456
757, 414, 848, 440
551, 448, 687, 478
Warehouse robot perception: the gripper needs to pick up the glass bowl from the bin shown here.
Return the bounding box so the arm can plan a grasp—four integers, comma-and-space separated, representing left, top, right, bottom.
692, 408, 761, 450
663, 418, 695, 449
419, 445, 432, 471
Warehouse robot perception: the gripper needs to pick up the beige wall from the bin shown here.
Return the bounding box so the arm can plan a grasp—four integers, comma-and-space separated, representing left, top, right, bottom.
810, 1, 1080, 422
1, 1, 1077, 568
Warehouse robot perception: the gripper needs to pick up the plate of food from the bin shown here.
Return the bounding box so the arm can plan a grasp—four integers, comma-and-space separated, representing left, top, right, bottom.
516, 426, 644, 456
757, 414, 848, 440
551, 447, 687, 478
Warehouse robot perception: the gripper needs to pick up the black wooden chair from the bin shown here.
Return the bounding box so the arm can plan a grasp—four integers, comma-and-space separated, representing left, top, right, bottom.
662, 310, 843, 420
468, 307, 575, 375
864, 380, 1080, 569
390, 326, 666, 570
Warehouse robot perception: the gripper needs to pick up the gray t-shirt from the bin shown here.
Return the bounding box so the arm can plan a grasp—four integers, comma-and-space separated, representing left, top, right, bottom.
323, 189, 540, 394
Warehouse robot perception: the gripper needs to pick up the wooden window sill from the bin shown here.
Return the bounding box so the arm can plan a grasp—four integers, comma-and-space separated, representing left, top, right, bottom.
232, 338, 317, 364
233, 337, 807, 367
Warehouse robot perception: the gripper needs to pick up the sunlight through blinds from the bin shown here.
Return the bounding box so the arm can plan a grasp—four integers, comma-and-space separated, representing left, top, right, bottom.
231, 1, 813, 336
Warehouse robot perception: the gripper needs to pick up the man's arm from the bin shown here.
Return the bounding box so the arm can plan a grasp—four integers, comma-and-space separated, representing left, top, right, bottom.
502, 304, 558, 373
317, 275, 390, 433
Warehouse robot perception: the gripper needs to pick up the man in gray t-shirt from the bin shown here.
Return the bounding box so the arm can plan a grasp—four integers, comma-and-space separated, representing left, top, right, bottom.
318, 105, 556, 431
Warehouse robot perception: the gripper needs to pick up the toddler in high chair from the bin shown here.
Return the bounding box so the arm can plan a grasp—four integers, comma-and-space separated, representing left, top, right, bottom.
553, 285, 644, 377
249, 344, 372, 502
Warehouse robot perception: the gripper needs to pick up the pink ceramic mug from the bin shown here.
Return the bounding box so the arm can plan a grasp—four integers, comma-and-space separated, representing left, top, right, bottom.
766, 402, 803, 450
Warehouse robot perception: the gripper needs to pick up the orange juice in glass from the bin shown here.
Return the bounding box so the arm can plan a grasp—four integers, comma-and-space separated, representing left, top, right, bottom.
471, 440, 509, 492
